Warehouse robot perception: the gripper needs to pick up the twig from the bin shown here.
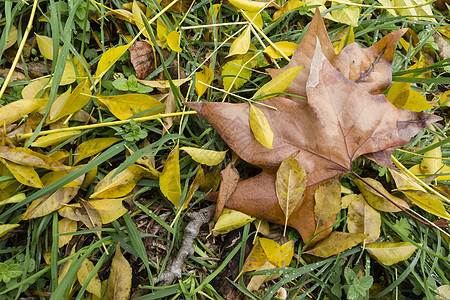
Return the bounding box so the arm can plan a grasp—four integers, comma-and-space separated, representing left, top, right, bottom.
158, 205, 215, 286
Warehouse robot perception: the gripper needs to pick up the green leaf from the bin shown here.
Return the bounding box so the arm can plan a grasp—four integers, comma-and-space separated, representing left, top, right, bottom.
112, 78, 129, 91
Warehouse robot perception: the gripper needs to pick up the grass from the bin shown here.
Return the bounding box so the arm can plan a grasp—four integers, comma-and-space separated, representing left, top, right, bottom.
0, 0, 449, 299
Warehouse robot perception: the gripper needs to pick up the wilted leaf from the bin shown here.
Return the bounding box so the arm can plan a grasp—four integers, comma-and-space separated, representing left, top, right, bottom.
132, 0, 152, 40
390, 169, 425, 191
401, 190, 450, 220
88, 199, 128, 224
253, 66, 304, 100
96, 94, 164, 120
58, 218, 77, 248
31, 131, 81, 147
242, 237, 267, 272
129, 41, 157, 80
22, 78, 50, 99
249, 104, 274, 149
212, 208, 255, 235
90, 167, 140, 199
215, 163, 240, 221
436, 285, 450, 300
305, 232, 367, 258
228, 26, 251, 57
254, 219, 270, 237
387, 82, 433, 112
222, 58, 252, 91
0, 193, 26, 206
0, 98, 47, 125
199, 165, 221, 193
195, 66, 214, 98
160, 145, 181, 207
181, 167, 205, 211
314, 176, 341, 227
366, 241, 418, 265
49, 79, 91, 121
167, 31, 182, 52
58, 206, 80, 221
1, 158, 43, 188
347, 194, 381, 243
74, 138, 122, 165
77, 259, 102, 298
4, 25, 17, 50
104, 244, 132, 300
0, 224, 19, 238
95, 44, 130, 80
276, 151, 306, 232
247, 261, 280, 292
228, 0, 270, 12
273, 1, 306, 21
181, 147, 227, 166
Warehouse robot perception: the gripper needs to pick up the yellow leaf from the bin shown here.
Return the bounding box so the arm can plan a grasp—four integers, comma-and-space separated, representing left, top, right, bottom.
95, 94, 164, 120
387, 82, 433, 112
439, 90, 450, 108
95, 44, 131, 80
58, 218, 77, 248
254, 219, 270, 236
305, 232, 367, 258
0, 98, 47, 125
87, 199, 128, 224
104, 9, 135, 23
181, 167, 204, 211
195, 66, 214, 98
0, 193, 26, 207
212, 208, 255, 235
22, 78, 50, 99
104, 244, 132, 300
1, 159, 43, 188
132, 0, 152, 40
245, 10, 263, 29
314, 177, 341, 227
392, 0, 434, 21
90, 167, 140, 199
138, 78, 188, 89
157, 18, 169, 43
249, 104, 274, 149
180, 147, 227, 166
347, 194, 381, 243
36, 34, 55, 60
160, 145, 181, 207
0, 147, 69, 171
273, 0, 306, 21
228, 0, 270, 11
436, 285, 450, 300
353, 178, 409, 212
77, 259, 102, 298
82, 166, 98, 189
4, 25, 17, 51
76, 200, 103, 239
58, 206, 80, 221
242, 237, 267, 272
74, 138, 122, 165
334, 26, 355, 54
390, 169, 425, 191
260, 238, 294, 268
418, 138, 450, 180
331, 3, 360, 27
246, 261, 279, 291
263, 41, 298, 59
0, 224, 19, 238
276, 151, 306, 233
167, 31, 182, 52
222, 58, 252, 91
50, 79, 91, 121
199, 165, 221, 193
366, 241, 418, 265
31, 131, 81, 148
228, 26, 251, 57
401, 190, 450, 220
253, 66, 304, 100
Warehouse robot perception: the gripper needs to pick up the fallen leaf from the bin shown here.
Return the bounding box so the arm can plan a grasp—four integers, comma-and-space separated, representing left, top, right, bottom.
0, 98, 47, 125
365, 241, 418, 265
222, 58, 252, 91
74, 138, 122, 165
0, 224, 19, 238
253, 66, 304, 100
212, 208, 255, 235
314, 176, 341, 228
263, 41, 299, 59
49, 79, 91, 121
249, 104, 274, 149
77, 258, 102, 298
246, 261, 279, 292
129, 41, 157, 79
132, 0, 152, 40
436, 285, 450, 300
104, 244, 132, 300
199, 165, 221, 193
387, 81, 433, 112
273, 1, 306, 21
228, 26, 251, 57
347, 194, 381, 243
167, 31, 182, 52
401, 190, 450, 220
242, 237, 267, 272
87, 199, 128, 224
95, 44, 131, 80
90, 167, 140, 199
305, 232, 367, 258
31, 131, 81, 147
95, 94, 164, 120
0, 159, 43, 188
160, 145, 181, 207
181, 167, 205, 211
77, 200, 103, 240
331, 2, 360, 27
260, 238, 294, 268
4, 25, 17, 51
180, 147, 227, 166
58, 218, 77, 248
228, 0, 270, 12
334, 26, 355, 54
195, 66, 214, 98
215, 163, 240, 221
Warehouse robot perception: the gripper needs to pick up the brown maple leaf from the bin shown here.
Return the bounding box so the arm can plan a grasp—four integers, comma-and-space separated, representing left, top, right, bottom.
185, 16, 440, 244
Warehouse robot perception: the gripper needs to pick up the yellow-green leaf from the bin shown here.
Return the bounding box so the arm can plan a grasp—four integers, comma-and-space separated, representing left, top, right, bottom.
253, 66, 304, 100
77, 259, 102, 298
157, 18, 169, 43
228, 0, 269, 12
58, 218, 77, 248
305, 232, 367, 258
36, 34, 55, 60
347, 194, 381, 243
366, 241, 418, 265
167, 31, 182, 52
181, 147, 227, 166
4, 25, 17, 51
1, 159, 43, 188
138, 78, 188, 89
90, 167, 140, 199
331, 3, 360, 27
0, 224, 19, 238
387, 82, 433, 112
228, 26, 251, 57
0, 98, 47, 125
314, 177, 341, 227
276, 151, 306, 232
212, 208, 255, 235
104, 244, 132, 300
31, 131, 81, 148
249, 104, 274, 149
222, 58, 252, 91
0, 193, 26, 207
133, 0, 152, 40
87, 199, 128, 224
95, 94, 164, 120
245, 10, 263, 29
160, 145, 181, 207
401, 190, 450, 220
273, 0, 306, 21
195, 66, 214, 98
263, 41, 298, 59
95, 44, 130, 80
74, 138, 122, 165
50, 79, 91, 121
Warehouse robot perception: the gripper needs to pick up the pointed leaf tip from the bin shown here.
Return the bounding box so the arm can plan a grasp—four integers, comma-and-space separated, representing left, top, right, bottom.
184, 101, 206, 113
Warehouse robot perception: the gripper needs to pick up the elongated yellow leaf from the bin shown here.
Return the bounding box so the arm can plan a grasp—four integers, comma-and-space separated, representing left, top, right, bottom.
305, 232, 367, 258
392, 0, 434, 21
50, 79, 91, 121
104, 244, 132, 300
347, 194, 381, 243
246, 261, 280, 292
242, 237, 267, 272
0, 98, 47, 125
366, 241, 418, 265
402, 190, 450, 220
181, 147, 227, 166
276, 151, 306, 233
436, 285, 450, 300
138, 78, 188, 89
96, 94, 164, 120
74, 138, 122, 165
22, 78, 49, 99
181, 167, 204, 211
222, 58, 252, 91
31, 131, 81, 147
36, 34, 55, 60
95, 44, 130, 80
263, 41, 298, 59
253, 66, 304, 100
273, 0, 306, 21
195, 66, 214, 98
0, 147, 69, 171
132, 0, 152, 40
77, 259, 102, 298
90, 167, 140, 199
390, 169, 425, 191
1, 159, 43, 188
387, 82, 433, 112
314, 176, 341, 227
245, 10, 263, 29
87, 199, 128, 224
160, 145, 181, 207
58, 218, 77, 248
212, 208, 255, 235
0, 193, 26, 206
334, 26, 355, 54
167, 31, 182, 52
419, 138, 449, 180
0, 224, 19, 238
260, 238, 294, 268
228, 0, 270, 12
228, 26, 251, 57
249, 104, 274, 149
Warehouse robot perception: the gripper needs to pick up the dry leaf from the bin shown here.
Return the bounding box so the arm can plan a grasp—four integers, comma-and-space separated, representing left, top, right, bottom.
215, 163, 240, 221
401, 190, 450, 220
212, 208, 255, 235
129, 41, 157, 79
387, 81, 433, 112
0, 224, 19, 238
58, 218, 77, 248
249, 104, 274, 149
253, 66, 304, 100
314, 176, 341, 228
104, 244, 132, 300
347, 194, 381, 243
305, 232, 367, 258
366, 241, 418, 265
90, 167, 140, 199
181, 167, 205, 211
95, 94, 164, 120
228, 26, 251, 57
195, 66, 214, 98
0, 98, 47, 125
180, 147, 227, 166
160, 145, 181, 207
263, 41, 299, 59
87, 199, 128, 224
273, 1, 306, 21
74, 138, 122, 165
77, 258, 102, 298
